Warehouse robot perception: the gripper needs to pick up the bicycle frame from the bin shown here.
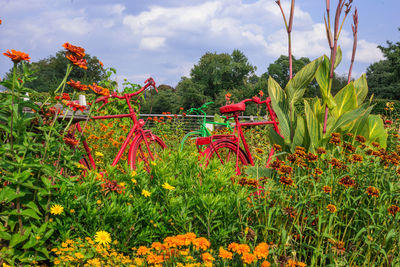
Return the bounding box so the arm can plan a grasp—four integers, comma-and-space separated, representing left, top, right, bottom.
74, 78, 163, 170
199, 96, 281, 175
180, 102, 233, 150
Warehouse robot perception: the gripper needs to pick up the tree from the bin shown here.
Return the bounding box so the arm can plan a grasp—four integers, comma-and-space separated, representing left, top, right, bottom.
189, 50, 256, 99
367, 30, 400, 99
6, 51, 106, 92
140, 84, 180, 114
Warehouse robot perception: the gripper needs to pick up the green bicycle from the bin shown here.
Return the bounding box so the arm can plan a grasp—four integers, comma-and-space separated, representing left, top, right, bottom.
180, 102, 233, 151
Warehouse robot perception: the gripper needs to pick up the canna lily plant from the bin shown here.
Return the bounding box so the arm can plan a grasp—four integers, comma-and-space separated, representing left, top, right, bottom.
267, 0, 387, 153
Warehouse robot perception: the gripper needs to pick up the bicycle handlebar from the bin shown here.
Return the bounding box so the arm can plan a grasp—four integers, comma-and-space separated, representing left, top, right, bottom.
186, 101, 214, 115
94, 77, 157, 109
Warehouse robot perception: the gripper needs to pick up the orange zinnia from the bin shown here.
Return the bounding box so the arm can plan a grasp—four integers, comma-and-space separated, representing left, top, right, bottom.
67, 79, 88, 91
89, 83, 110, 96
66, 54, 88, 69
62, 42, 85, 58
3, 49, 30, 63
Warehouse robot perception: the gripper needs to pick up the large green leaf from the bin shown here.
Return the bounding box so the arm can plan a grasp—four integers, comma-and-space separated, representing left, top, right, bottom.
291, 116, 307, 152
333, 82, 357, 118
270, 103, 290, 143
328, 104, 371, 135
304, 100, 321, 152
268, 77, 290, 141
285, 56, 323, 106
315, 56, 336, 108
350, 105, 373, 137
367, 115, 388, 148
267, 76, 285, 107
353, 74, 368, 106
312, 98, 325, 123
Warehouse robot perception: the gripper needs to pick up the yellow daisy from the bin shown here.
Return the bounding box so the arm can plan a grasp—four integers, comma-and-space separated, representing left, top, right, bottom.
94, 230, 111, 246
162, 182, 175, 190
95, 151, 104, 157
142, 189, 151, 197
50, 204, 64, 215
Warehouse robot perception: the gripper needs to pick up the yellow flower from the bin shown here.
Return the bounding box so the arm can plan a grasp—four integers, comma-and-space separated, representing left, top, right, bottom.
97, 199, 102, 205
142, 189, 151, 197
162, 182, 175, 190
76, 163, 86, 169
50, 204, 64, 215
131, 170, 137, 177
120, 182, 126, 187
131, 178, 137, 184
95, 151, 104, 157
35, 235, 41, 240
70, 209, 75, 213
94, 230, 111, 246
151, 161, 156, 166
75, 252, 84, 259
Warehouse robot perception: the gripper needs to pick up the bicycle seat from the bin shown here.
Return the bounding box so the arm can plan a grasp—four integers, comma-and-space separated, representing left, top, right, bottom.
220, 102, 246, 114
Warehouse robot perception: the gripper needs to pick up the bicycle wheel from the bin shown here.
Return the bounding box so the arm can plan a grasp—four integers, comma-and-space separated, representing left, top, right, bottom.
130, 131, 166, 172
203, 140, 250, 175
180, 131, 202, 151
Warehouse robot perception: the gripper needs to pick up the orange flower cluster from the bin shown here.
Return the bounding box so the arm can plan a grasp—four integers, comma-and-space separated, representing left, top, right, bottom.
89, 83, 110, 96
67, 79, 88, 91
3, 49, 31, 63
63, 42, 87, 69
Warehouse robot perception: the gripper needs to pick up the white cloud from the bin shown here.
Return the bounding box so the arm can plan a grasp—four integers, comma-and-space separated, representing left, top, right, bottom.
353, 40, 383, 63
139, 37, 166, 50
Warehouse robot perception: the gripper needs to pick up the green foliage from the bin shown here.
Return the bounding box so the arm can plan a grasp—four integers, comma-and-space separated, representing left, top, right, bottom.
269, 54, 388, 153
0, 62, 82, 265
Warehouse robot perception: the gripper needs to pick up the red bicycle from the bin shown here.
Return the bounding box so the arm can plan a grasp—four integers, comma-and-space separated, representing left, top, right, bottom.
70, 78, 166, 172
196, 96, 281, 175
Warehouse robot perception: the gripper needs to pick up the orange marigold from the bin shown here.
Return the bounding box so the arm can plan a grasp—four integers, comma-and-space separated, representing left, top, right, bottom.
232, 243, 250, 255
261, 261, 271, 267
218, 247, 233, 260
193, 237, 210, 251
242, 253, 257, 264
254, 242, 269, 259
136, 246, 149, 256
202, 252, 214, 262
3, 49, 30, 63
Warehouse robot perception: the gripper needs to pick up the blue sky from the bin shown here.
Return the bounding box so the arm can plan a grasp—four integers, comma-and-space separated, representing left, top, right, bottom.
1, 0, 398, 87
